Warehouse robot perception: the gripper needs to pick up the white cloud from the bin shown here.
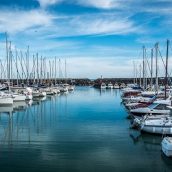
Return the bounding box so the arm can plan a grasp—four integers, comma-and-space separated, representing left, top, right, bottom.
37, 0, 63, 8
0, 9, 53, 34
30, 12, 140, 38
69, 14, 136, 36
75, 0, 121, 9
36, 0, 127, 9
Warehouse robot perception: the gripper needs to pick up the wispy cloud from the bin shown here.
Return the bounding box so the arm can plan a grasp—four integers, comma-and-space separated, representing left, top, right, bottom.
0, 9, 53, 34
68, 13, 138, 36
74, 0, 122, 9
36, 0, 125, 9
37, 0, 63, 8
27, 12, 140, 38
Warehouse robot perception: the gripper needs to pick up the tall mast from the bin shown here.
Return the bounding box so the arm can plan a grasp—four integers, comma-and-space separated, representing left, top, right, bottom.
59, 59, 61, 82
145, 48, 147, 89
143, 46, 145, 90
155, 43, 159, 93
133, 61, 135, 84
65, 59, 67, 83
165, 40, 169, 99
33, 55, 35, 84
15, 47, 19, 86
43, 58, 46, 83
51, 60, 54, 83
40, 56, 43, 85
150, 49, 153, 90
9, 41, 12, 85
55, 57, 57, 85
135, 65, 138, 84
27, 46, 29, 85
139, 64, 142, 87
49, 60, 51, 84
5, 33, 10, 90
36, 53, 39, 85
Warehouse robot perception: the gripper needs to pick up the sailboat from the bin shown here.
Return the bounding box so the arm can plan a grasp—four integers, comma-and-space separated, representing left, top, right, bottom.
0, 95, 13, 106
0, 33, 13, 106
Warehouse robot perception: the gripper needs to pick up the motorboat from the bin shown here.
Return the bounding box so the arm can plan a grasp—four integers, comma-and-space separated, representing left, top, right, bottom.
130, 102, 171, 116
125, 102, 149, 110
53, 87, 60, 94
39, 91, 46, 97
122, 95, 155, 104
32, 90, 40, 98
100, 83, 106, 89
114, 83, 120, 89
107, 83, 113, 89
45, 88, 55, 95
121, 89, 141, 98
140, 116, 172, 135
32, 90, 46, 98
24, 87, 33, 100
162, 137, 172, 157
131, 114, 171, 128
67, 85, 75, 91
58, 85, 68, 93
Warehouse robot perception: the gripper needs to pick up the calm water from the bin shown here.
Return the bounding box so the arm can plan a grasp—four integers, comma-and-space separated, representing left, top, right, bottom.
0, 87, 171, 172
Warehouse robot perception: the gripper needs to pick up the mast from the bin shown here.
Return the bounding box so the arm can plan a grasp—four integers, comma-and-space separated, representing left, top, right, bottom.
145, 48, 147, 89
33, 55, 35, 84
59, 59, 61, 83
49, 60, 51, 85
150, 49, 153, 90
40, 56, 43, 85
51, 60, 54, 85
15, 47, 19, 86
55, 57, 57, 85
9, 41, 12, 86
133, 61, 135, 84
165, 40, 169, 99
139, 64, 142, 87
142, 46, 145, 90
155, 43, 159, 93
27, 46, 29, 85
36, 53, 39, 85
65, 59, 67, 83
43, 57, 46, 83
5, 33, 10, 91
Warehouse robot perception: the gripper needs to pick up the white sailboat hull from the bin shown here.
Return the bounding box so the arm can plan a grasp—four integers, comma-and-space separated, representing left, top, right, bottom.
0, 97, 13, 106
13, 95, 26, 102
130, 105, 170, 116
141, 125, 172, 135
141, 117, 172, 135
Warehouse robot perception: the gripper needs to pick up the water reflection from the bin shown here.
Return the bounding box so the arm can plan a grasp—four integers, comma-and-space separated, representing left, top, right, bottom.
130, 132, 161, 150
0, 87, 171, 172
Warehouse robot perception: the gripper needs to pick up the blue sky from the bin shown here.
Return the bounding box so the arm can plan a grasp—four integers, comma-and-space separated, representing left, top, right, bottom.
0, 0, 172, 78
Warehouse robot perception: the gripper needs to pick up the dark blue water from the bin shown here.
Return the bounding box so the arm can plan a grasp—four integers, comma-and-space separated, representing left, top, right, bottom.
0, 87, 171, 172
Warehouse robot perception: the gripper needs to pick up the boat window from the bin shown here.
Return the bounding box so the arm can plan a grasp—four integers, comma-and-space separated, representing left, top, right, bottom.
154, 104, 167, 110
148, 103, 159, 109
